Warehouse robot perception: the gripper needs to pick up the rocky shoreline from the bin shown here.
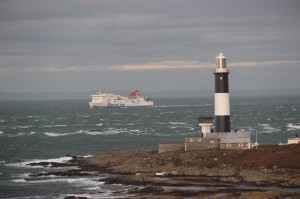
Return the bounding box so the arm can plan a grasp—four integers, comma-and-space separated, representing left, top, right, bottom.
29, 145, 300, 198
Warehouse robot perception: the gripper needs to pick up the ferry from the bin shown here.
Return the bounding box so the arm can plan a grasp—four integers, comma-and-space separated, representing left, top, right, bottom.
89, 90, 154, 108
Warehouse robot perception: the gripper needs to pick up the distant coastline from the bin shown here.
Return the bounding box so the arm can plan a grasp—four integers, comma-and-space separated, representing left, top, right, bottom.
1, 88, 300, 101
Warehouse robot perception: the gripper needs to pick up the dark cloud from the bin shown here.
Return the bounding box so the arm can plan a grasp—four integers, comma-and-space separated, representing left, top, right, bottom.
0, 0, 300, 92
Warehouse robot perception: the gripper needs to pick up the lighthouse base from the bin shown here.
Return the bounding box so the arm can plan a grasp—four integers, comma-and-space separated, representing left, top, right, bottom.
215, 116, 230, 133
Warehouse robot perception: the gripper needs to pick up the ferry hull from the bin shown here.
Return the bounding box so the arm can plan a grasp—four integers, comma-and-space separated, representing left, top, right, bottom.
89, 102, 154, 108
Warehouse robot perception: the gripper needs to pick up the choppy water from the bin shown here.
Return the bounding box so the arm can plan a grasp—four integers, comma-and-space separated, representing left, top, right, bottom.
0, 96, 299, 198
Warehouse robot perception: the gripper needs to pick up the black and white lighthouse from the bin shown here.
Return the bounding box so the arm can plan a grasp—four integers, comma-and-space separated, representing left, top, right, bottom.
214, 52, 230, 133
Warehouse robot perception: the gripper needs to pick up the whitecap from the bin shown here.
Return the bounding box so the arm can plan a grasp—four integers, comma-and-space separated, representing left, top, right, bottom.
169, 122, 186, 125
44, 132, 71, 137
96, 123, 104, 126
12, 177, 105, 187
12, 173, 31, 179
85, 131, 104, 135
6, 156, 73, 168
26, 115, 45, 118
0, 131, 3, 135
258, 123, 270, 127
0, 119, 5, 123
29, 132, 36, 135
11, 179, 27, 183
6, 133, 25, 138
12, 125, 33, 129
44, 124, 67, 128
78, 115, 90, 118
126, 123, 135, 126
287, 123, 300, 131
160, 112, 175, 115
130, 129, 141, 132
258, 124, 280, 133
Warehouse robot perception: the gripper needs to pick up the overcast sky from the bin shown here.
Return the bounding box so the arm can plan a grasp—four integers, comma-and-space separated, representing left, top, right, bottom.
0, 0, 300, 94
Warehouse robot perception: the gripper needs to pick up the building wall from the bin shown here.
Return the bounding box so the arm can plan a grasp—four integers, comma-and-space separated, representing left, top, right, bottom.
185, 138, 220, 151
220, 142, 250, 149
288, 138, 300, 144
157, 143, 184, 153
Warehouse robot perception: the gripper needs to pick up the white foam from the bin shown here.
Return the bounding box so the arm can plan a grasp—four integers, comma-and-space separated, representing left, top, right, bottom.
160, 112, 175, 115
287, 123, 300, 131
258, 123, 270, 127
26, 115, 45, 118
44, 128, 128, 137
85, 131, 104, 135
78, 115, 90, 118
12, 173, 31, 179
44, 132, 71, 137
12, 177, 105, 187
0, 131, 3, 135
154, 122, 166, 125
11, 179, 27, 183
169, 122, 186, 125
258, 123, 280, 133
96, 123, 104, 126
130, 129, 141, 132
44, 125, 67, 128
6, 156, 72, 168
12, 125, 33, 129
0, 119, 5, 123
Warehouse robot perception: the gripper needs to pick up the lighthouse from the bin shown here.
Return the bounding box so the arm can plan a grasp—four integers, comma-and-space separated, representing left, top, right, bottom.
214, 52, 230, 133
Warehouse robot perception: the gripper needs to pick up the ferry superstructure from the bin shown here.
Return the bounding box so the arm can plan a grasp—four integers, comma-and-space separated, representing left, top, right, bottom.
89, 90, 154, 108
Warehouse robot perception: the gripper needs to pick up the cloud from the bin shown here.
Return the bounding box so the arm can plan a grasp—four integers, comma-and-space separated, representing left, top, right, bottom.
230, 60, 300, 68
1, 59, 299, 73
109, 61, 212, 71
109, 60, 300, 71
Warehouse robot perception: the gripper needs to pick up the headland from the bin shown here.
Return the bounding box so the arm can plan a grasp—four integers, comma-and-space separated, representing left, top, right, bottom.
31, 144, 300, 198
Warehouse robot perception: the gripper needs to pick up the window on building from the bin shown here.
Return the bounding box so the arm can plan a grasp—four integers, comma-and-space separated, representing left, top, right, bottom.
210, 141, 214, 147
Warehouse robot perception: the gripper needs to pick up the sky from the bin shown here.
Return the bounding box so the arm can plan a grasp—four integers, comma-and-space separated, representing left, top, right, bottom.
0, 0, 300, 94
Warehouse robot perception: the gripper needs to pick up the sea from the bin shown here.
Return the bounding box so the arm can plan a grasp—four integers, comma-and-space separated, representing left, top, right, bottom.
0, 96, 299, 198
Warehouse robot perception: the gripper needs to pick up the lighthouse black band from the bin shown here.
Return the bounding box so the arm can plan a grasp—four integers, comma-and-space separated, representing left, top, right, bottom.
215, 116, 231, 133
215, 73, 229, 93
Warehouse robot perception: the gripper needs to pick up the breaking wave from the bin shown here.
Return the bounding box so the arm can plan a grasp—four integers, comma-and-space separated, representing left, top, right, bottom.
6, 156, 73, 168
44, 124, 68, 128
44, 128, 128, 137
258, 124, 280, 133
287, 123, 300, 131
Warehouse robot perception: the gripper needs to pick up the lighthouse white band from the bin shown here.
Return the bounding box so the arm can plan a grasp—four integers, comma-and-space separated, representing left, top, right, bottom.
214, 93, 230, 116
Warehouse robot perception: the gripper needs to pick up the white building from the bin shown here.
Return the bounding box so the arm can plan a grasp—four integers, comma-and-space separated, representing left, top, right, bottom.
287, 137, 300, 145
